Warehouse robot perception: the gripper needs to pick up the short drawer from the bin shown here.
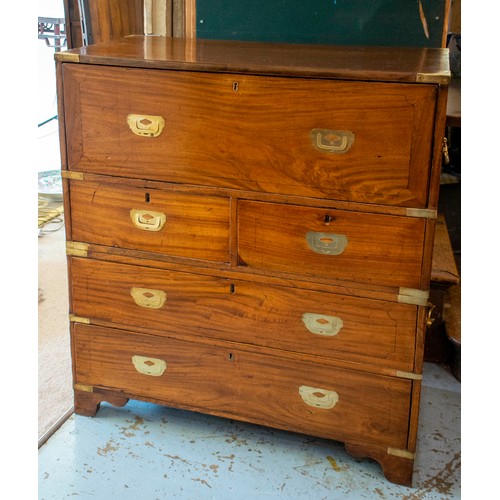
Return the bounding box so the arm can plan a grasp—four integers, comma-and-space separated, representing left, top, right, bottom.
238, 200, 426, 289
73, 323, 412, 449
63, 64, 436, 207
69, 180, 230, 263
71, 258, 417, 371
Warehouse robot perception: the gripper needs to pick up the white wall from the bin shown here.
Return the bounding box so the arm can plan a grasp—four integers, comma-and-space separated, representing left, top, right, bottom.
38, 0, 65, 174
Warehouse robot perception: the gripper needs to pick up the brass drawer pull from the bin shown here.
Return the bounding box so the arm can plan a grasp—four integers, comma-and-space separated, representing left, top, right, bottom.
299, 385, 339, 409
127, 114, 165, 138
132, 355, 167, 376
310, 129, 354, 154
130, 209, 166, 232
302, 313, 343, 336
130, 287, 167, 309
306, 232, 348, 255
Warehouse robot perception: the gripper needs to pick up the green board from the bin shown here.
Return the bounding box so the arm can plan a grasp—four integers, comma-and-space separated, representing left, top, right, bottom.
196, 0, 447, 47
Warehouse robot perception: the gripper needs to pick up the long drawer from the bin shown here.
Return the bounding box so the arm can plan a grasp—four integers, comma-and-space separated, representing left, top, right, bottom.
238, 200, 426, 289
70, 257, 417, 371
73, 323, 412, 448
62, 64, 436, 207
69, 180, 230, 263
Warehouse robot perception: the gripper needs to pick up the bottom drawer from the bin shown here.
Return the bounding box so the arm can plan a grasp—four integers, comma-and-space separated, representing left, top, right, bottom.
73, 324, 412, 449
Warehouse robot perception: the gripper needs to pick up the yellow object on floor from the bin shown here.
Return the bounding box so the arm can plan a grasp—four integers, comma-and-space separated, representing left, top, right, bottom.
38, 196, 64, 228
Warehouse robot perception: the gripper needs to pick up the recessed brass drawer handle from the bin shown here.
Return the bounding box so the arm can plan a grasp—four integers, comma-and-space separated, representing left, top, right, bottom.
130, 209, 166, 232
302, 313, 344, 336
299, 385, 339, 409
127, 114, 165, 138
130, 287, 167, 309
132, 355, 167, 376
306, 232, 348, 255
310, 129, 354, 154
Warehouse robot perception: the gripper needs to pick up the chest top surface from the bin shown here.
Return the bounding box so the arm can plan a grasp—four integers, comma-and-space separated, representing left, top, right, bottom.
55, 35, 450, 84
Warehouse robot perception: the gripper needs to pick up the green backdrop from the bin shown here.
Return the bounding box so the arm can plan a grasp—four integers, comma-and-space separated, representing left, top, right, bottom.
196, 0, 448, 47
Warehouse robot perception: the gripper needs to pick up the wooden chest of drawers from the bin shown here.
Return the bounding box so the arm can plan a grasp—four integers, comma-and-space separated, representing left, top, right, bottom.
55, 36, 449, 486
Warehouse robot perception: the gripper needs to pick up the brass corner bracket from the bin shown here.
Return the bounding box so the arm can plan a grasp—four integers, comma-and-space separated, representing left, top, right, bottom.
416, 71, 451, 85
55, 51, 81, 63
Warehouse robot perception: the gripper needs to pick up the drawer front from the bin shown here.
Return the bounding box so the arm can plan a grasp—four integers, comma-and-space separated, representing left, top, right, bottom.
63, 65, 436, 207
238, 200, 426, 289
73, 323, 412, 448
69, 180, 230, 263
71, 258, 417, 371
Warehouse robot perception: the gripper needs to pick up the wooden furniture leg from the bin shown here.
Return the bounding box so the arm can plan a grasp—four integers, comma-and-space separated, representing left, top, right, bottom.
74, 388, 129, 417
345, 442, 414, 487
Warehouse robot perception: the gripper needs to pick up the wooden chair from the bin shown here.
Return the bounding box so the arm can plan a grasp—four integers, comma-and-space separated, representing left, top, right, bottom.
426, 214, 460, 378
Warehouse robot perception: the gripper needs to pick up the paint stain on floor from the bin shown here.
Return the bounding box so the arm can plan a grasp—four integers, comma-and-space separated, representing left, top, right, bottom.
326, 455, 348, 472
97, 439, 119, 456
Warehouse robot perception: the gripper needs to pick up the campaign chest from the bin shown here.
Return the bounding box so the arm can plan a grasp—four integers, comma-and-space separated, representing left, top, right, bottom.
55, 36, 449, 486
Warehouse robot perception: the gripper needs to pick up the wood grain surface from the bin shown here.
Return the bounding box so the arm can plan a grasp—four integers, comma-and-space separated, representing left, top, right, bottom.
238, 200, 426, 289
63, 64, 436, 206
69, 180, 230, 262
56, 35, 450, 84
70, 257, 418, 371
73, 322, 412, 449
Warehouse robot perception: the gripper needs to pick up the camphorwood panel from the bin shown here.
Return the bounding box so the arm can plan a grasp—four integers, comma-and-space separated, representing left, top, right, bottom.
73, 323, 412, 449
69, 180, 230, 263
70, 257, 418, 371
62, 64, 437, 207
238, 200, 426, 289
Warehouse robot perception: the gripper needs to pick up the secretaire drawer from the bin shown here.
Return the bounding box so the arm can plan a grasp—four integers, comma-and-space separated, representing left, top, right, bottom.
238, 200, 426, 289
69, 180, 230, 263
63, 64, 436, 207
73, 323, 412, 449
71, 258, 417, 371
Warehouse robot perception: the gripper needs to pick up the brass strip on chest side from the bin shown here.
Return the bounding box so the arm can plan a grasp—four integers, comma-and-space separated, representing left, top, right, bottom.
405, 208, 437, 219
66, 241, 89, 257
74, 384, 93, 392
395, 370, 423, 381
61, 170, 84, 181
397, 288, 429, 306
387, 447, 415, 460
70, 315, 91, 324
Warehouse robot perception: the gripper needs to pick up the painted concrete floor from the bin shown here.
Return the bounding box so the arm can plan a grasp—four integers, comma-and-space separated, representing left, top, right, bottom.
38, 362, 460, 499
